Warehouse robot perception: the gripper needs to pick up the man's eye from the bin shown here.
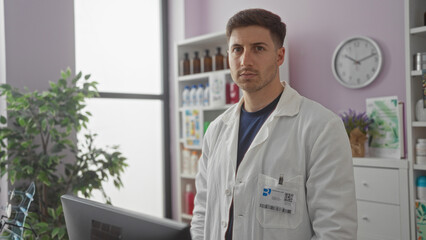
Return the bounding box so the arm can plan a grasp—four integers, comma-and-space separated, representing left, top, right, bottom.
232, 47, 242, 53
255, 46, 265, 51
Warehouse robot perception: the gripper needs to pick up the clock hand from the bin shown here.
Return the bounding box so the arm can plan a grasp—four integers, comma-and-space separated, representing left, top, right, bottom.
344, 55, 360, 65
358, 52, 377, 63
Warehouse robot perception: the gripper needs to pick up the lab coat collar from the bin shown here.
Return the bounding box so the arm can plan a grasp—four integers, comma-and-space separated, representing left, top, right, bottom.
221, 81, 302, 125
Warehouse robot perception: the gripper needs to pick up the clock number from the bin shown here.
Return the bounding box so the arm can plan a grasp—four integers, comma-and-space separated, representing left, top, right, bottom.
354, 41, 360, 47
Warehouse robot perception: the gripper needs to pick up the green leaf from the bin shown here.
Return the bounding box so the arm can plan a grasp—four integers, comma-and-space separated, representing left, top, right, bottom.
41, 119, 48, 131
18, 117, 26, 127
60, 70, 67, 80
9, 169, 16, 184
55, 206, 63, 217
84, 74, 91, 80
51, 227, 60, 238
58, 228, 66, 239
41, 235, 50, 240
48, 207, 56, 218
38, 172, 50, 186
39, 105, 48, 113
0, 116, 6, 124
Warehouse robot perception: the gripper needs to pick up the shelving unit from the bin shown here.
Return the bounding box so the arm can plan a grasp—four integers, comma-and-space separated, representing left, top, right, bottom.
174, 32, 232, 223
173, 32, 289, 223
405, 0, 426, 238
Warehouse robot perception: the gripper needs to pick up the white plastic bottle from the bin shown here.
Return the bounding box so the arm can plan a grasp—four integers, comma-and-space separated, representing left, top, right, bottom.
182, 148, 191, 174
190, 84, 198, 107
210, 77, 226, 107
182, 86, 190, 107
418, 176, 426, 200
190, 151, 199, 175
204, 83, 210, 107
197, 84, 204, 107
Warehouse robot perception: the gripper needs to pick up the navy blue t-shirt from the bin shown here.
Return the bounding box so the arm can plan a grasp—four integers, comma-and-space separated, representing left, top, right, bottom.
225, 92, 282, 240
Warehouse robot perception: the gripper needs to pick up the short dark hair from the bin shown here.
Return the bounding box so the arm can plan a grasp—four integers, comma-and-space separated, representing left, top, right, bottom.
226, 8, 286, 48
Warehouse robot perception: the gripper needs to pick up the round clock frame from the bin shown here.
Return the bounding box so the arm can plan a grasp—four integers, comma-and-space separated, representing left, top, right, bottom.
331, 36, 382, 89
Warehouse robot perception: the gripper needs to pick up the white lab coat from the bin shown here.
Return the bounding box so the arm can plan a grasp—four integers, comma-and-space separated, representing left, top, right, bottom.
190, 82, 357, 240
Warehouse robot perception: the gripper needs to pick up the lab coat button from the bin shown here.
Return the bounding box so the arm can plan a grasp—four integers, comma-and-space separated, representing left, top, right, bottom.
225, 189, 231, 196
237, 178, 243, 184
222, 221, 227, 228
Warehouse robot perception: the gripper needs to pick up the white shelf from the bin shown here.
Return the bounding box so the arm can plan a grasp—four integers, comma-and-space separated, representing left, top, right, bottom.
180, 173, 196, 179
178, 139, 205, 150
181, 213, 193, 221
179, 104, 235, 112
178, 69, 230, 82
411, 70, 422, 76
353, 157, 408, 169
413, 122, 426, 127
410, 26, 426, 37
177, 31, 227, 48
414, 164, 426, 170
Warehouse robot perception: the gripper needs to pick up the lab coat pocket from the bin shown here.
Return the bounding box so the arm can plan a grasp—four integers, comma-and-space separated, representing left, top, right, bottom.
256, 174, 303, 229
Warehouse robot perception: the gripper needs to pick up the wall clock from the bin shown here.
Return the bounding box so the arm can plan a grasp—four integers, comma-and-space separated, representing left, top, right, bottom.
332, 36, 382, 89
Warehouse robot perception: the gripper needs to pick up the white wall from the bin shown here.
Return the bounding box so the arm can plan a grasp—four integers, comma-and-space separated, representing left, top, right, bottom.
0, 0, 75, 206
4, 0, 75, 91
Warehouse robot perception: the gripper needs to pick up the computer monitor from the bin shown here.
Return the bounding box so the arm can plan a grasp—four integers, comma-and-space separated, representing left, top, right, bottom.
61, 194, 191, 240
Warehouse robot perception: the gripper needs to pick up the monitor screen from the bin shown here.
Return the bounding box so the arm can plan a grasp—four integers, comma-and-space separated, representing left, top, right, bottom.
61, 194, 191, 240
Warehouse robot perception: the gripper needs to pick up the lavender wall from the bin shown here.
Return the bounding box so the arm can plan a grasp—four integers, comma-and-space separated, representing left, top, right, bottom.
169, 0, 405, 219
183, 0, 405, 114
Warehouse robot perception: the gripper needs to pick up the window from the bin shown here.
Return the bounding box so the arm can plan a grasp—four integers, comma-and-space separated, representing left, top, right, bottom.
74, 0, 169, 218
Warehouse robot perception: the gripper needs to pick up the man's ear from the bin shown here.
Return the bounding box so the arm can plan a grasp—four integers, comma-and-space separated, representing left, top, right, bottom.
277, 47, 285, 66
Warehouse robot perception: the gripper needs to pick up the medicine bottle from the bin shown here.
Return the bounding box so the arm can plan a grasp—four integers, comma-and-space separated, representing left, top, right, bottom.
191, 151, 199, 175
215, 47, 224, 71
182, 53, 190, 75
192, 51, 201, 74
418, 176, 426, 200
203, 49, 212, 72
185, 184, 195, 215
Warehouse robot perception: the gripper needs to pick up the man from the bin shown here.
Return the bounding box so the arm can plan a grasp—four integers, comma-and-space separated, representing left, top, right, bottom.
190, 8, 357, 240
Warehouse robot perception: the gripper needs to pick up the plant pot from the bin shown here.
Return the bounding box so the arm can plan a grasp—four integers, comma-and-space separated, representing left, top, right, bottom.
349, 128, 367, 157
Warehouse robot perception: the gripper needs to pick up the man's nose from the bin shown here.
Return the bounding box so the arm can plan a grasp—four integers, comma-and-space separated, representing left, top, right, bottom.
240, 50, 253, 67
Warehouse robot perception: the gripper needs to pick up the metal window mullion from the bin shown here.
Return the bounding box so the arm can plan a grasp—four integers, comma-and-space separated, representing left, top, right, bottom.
98, 92, 165, 100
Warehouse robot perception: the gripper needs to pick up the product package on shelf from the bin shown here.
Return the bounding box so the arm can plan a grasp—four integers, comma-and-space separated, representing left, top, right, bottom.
182, 108, 203, 149
417, 200, 426, 239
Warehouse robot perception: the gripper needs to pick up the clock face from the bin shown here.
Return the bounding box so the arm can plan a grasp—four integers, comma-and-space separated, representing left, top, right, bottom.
332, 36, 382, 89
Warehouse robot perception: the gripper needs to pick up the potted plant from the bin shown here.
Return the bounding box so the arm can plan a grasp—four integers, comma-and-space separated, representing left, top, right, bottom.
340, 109, 373, 157
0, 69, 127, 239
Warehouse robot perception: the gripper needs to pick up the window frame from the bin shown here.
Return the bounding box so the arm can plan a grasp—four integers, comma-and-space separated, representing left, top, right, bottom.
84, 0, 171, 218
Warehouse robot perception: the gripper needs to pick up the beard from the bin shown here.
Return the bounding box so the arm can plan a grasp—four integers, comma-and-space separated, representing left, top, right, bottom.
232, 65, 278, 93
